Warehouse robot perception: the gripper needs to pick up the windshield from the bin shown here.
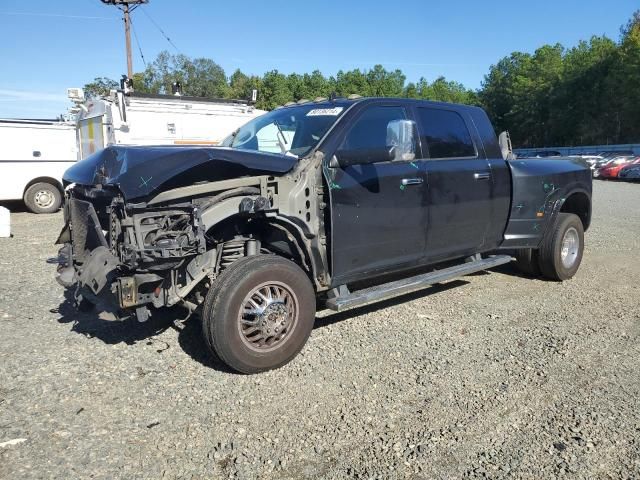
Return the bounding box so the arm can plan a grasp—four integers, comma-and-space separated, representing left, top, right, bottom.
224, 104, 346, 157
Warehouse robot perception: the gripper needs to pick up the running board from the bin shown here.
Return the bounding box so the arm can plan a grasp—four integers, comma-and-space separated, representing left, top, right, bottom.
325, 255, 513, 312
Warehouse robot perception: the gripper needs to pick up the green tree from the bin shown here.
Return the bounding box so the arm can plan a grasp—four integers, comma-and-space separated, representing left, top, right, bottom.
83, 77, 119, 98
302, 70, 332, 99
417, 76, 477, 104
130, 72, 152, 93
611, 13, 640, 142
139, 50, 228, 98
228, 69, 261, 101
333, 68, 371, 97
257, 70, 292, 110
366, 65, 406, 96
480, 11, 640, 147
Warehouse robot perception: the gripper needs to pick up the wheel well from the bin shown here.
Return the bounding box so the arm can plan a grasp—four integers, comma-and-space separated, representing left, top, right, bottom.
206, 217, 314, 277
560, 192, 590, 231
23, 177, 63, 196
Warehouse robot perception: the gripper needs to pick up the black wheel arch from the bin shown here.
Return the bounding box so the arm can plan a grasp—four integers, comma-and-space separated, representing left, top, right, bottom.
205, 213, 329, 291
537, 188, 591, 246
558, 190, 591, 231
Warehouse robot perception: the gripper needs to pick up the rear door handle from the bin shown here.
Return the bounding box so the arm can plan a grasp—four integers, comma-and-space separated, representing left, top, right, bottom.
401, 178, 423, 186
474, 172, 491, 180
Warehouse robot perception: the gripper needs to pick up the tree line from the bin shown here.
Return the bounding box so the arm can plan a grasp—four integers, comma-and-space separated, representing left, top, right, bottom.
85, 12, 640, 148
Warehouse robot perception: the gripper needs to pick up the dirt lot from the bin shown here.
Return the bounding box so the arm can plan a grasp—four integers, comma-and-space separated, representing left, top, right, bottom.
0, 180, 639, 479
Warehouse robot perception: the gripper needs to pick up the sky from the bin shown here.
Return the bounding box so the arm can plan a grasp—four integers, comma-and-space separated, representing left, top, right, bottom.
0, 0, 636, 118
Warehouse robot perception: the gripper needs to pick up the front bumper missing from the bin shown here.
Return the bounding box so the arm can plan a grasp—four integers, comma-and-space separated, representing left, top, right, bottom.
55, 198, 120, 306
54, 194, 205, 321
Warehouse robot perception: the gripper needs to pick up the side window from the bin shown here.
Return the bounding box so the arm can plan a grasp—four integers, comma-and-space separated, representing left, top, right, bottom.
342, 106, 408, 151
417, 108, 476, 159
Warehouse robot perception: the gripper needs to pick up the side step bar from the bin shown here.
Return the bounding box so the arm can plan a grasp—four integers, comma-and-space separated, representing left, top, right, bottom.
325, 255, 513, 312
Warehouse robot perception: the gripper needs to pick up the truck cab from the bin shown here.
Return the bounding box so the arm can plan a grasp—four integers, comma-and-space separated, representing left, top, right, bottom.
55, 97, 592, 373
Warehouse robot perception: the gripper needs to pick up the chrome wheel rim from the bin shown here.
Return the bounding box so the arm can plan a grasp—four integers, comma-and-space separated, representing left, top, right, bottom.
34, 189, 54, 209
237, 281, 298, 352
560, 227, 580, 269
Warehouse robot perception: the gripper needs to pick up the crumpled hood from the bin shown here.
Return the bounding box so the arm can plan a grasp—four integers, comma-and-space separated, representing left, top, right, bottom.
63, 145, 298, 200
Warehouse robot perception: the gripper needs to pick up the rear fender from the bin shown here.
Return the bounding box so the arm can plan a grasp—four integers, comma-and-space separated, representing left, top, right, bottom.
501, 158, 592, 249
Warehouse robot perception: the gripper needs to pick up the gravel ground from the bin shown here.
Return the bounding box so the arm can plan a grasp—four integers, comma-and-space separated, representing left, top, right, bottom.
1, 180, 639, 479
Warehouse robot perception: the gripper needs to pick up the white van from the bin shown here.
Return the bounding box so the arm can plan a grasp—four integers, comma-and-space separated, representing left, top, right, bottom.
0, 119, 77, 213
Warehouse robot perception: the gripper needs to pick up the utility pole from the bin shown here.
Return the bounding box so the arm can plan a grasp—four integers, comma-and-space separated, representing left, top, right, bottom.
100, 0, 148, 79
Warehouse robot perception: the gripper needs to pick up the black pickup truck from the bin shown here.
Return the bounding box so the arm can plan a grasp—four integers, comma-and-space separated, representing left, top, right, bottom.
55, 97, 592, 373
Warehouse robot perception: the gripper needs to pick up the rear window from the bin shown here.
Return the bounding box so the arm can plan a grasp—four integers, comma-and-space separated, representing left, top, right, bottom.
417, 108, 476, 159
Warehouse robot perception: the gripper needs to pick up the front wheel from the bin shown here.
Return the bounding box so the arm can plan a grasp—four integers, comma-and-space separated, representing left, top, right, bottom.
201, 255, 316, 374
538, 213, 584, 281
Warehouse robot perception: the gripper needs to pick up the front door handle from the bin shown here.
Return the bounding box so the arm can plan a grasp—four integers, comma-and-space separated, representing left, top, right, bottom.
474, 172, 491, 180
401, 178, 423, 186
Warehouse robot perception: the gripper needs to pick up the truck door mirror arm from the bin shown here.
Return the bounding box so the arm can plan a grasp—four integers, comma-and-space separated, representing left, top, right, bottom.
330, 147, 394, 168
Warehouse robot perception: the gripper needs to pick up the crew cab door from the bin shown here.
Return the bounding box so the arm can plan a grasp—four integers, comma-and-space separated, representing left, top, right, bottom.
325, 103, 427, 285
414, 106, 494, 262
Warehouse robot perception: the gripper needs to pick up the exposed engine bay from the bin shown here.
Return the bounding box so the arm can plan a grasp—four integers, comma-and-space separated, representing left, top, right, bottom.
55, 149, 330, 323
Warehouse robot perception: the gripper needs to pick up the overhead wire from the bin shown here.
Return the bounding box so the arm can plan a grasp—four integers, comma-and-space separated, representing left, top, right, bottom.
140, 7, 180, 54
0, 11, 115, 20
129, 15, 147, 67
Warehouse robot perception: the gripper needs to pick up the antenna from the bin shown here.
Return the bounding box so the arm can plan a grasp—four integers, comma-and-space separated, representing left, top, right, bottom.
100, 1, 149, 79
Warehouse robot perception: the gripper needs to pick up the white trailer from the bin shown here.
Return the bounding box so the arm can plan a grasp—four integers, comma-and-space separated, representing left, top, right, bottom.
0, 119, 77, 213
73, 89, 266, 159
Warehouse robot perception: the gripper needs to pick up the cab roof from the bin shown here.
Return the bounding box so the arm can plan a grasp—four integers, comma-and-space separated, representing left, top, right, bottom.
276, 96, 483, 114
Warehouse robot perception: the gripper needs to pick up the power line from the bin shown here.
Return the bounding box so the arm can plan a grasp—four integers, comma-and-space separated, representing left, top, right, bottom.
140, 6, 180, 53
100, 1, 148, 79
130, 16, 147, 67
0, 11, 115, 20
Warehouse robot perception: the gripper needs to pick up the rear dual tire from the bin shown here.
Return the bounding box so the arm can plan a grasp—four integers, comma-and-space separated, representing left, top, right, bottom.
515, 213, 584, 281
514, 248, 541, 277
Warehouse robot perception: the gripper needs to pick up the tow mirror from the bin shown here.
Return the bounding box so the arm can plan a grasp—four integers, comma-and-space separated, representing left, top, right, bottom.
499, 131, 515, 160
386, 119, 416, 161
329, 118, 416, 168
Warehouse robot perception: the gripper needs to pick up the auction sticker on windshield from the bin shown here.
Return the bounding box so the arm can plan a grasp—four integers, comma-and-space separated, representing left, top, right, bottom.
306, 107, 344, 116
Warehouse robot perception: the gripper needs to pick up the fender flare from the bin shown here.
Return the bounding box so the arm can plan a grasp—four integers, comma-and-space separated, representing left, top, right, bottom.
259, 215, 327, 289
543, 186, 592, 238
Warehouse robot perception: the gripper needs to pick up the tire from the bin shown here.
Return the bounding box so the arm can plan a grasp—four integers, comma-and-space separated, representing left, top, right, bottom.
514, 248, 541, 277
538, 213, 584, 281
201, 255, 316, 374
24, 182, 62, 214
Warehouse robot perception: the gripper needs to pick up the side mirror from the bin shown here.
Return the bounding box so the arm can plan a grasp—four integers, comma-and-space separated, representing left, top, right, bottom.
329, 118, 417, 168
387, 119, 416, 161
499, 131, 515, 160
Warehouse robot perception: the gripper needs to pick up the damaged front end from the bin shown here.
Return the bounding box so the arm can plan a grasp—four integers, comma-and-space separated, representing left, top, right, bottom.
55, 184, 209, 322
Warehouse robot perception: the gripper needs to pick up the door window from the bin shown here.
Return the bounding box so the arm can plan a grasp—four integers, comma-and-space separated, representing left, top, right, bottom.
342, 106, 408, 152
417, 108, 476, 159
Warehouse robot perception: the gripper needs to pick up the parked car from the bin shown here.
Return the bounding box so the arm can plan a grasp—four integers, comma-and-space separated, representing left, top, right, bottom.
54, 97, 592, 373
598, 150, 634, 159
618, 158, 640, 180
526, 150, 563, 158
595, 156, 636, 178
